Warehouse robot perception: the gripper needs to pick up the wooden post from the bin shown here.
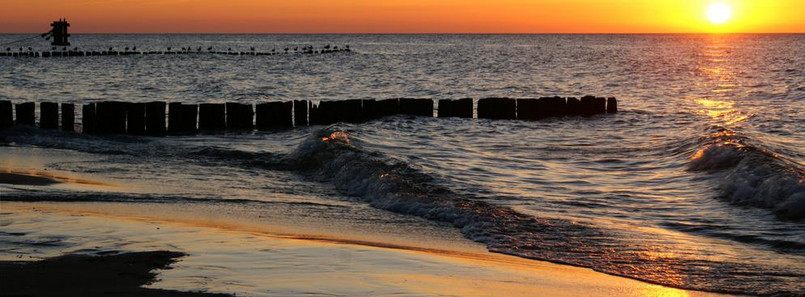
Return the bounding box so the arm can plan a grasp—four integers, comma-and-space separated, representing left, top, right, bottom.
40, 102, 59, 129
516, 99, 539, 120
399, 98, 433, 117
145, 101, 166, 136
0, 100, 12, 129
225, 102, 253, 130
374, 99, 399, 119
438, 98, 472, 118
15, 102, 35, 126
180, 104, 198, 133
256, 101, 292, 130
125, 103, 146, 135
477, 98, 516, 120
566, 97, 582, 116
82, 103, 96, 134
607, 97, 618, 114
198, 103, 226, 131
96, 101, 126, 134
61, 103, 75, 132
168, 102, 183, 135
294, 100, 308, 126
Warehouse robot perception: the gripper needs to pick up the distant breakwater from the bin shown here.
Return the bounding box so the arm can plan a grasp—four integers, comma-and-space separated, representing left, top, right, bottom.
0, 97, 617, 135
0, 46, 351, 58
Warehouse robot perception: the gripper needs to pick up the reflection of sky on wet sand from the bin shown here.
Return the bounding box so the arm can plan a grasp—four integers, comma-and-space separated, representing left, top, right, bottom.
0, 204, 724, 297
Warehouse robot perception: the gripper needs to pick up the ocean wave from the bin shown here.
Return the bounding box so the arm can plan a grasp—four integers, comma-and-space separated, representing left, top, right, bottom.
688, 128, 805, 220
3, 125, 804, 295
282, 128, 804, 296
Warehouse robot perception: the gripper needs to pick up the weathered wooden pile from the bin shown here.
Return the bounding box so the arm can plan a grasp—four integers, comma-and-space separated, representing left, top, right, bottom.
0, 97, 617, 135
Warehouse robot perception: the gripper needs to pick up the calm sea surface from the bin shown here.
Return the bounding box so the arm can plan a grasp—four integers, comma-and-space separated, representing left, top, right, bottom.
1, 34, 804, 295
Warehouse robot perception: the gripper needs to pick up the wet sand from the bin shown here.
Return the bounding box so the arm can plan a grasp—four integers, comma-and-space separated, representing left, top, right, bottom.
0, 171, 61, 186
0, 251, 232, 297
0, 164, 729, 296
0, 203, 730, 297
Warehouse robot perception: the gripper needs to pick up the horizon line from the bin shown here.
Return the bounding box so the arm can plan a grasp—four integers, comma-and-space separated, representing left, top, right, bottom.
2, 32, 804, 35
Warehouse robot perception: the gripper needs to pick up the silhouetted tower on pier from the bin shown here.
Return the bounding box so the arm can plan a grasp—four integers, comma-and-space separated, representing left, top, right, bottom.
49, 19, 71, 46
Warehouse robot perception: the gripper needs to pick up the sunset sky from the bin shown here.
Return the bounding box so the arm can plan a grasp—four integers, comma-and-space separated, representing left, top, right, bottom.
1, 0, 802, 33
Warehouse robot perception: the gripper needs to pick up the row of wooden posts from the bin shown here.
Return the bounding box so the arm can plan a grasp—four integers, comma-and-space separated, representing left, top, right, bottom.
0, 48, 351, 58
0, 97, 617, 135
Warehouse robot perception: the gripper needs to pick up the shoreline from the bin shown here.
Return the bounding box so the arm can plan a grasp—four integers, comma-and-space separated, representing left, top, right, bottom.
0, 203, 729, 297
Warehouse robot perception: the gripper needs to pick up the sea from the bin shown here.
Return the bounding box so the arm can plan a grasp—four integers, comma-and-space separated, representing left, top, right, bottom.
1, 34, 804, 296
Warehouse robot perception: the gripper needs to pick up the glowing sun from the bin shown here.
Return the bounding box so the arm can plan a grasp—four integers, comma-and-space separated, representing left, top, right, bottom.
707, 3, 732, 24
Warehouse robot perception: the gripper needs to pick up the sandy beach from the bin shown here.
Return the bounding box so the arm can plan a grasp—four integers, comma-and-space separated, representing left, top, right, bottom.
1, 169, 728, 297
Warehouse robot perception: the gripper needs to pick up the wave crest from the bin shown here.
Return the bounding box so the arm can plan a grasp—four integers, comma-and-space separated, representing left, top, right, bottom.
689, 129, 805, 220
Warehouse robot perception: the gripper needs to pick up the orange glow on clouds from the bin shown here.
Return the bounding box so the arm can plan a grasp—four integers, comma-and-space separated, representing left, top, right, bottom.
0, 0, 802, 33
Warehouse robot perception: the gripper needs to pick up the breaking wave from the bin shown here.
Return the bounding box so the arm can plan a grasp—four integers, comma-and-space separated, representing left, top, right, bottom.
280, 128, 804, 296
688, 127, 805, 220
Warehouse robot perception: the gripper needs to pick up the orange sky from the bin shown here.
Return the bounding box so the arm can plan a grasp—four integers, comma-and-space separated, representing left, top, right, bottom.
0, 0, 802, 33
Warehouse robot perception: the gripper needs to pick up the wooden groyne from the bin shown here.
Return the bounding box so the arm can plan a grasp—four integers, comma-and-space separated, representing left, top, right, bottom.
0, 97, 617, 135
1, 19, 350, 58
0, 47, 351, 58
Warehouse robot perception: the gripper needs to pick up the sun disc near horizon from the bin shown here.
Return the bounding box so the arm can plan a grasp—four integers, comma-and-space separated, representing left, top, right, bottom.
707, 3, 733, 24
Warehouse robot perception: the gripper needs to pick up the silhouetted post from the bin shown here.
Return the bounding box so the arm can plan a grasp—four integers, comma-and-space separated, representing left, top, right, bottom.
399, 98, 433, 117
607, 97, 618, 114
566, 97, 582, 116
340, 99, 364, 123
549, 96, 569, 117
145, 101, 166, 136
477, 98, 516, 120
198, 103, 226, 131
179, 104, 198, 133
225, 102, 253, 130
309, 101, 333, 125
125, 103, 146, 135
375, 99, 399, 118
362, 99, 377, 121
516, 98, 539, 120
82, 103, 96, 134
438, 98, 472, 118
0, 100, 13, 129
256, 101, 292, 130
61, 103, 74, 132
40, 102, 59, 129
454, 98, 473, 118
96, 101, 126, 134
168, 102, 183, 134
580, 96, 595, 116
580, 96, 605, 116
294, 100, 308, 126
309, 101, 321, 125
594, 97, 606, 115
15, 102, 35, 126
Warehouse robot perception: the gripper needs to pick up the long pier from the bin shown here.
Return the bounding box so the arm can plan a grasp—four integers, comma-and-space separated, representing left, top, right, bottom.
0, 97, 617, 135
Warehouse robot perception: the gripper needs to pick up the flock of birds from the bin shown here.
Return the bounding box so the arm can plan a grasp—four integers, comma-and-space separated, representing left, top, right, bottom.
1, 44, 351, 57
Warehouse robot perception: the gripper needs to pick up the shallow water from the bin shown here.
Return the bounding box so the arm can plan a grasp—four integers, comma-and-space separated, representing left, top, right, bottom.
1, 34, 804, 296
